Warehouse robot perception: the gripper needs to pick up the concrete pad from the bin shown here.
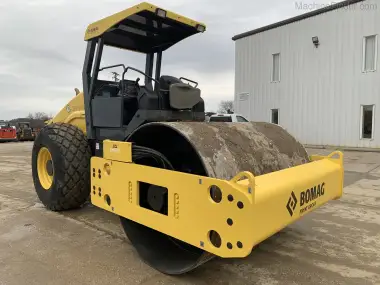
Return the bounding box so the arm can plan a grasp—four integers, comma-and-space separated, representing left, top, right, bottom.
0, 142, 380, 284
344, 171, 365, 187
339, 178, 380, 208
0, 195, 158, 285
370, 166, 380, 175
63, 203, 126, 240
344, 163, 380, 173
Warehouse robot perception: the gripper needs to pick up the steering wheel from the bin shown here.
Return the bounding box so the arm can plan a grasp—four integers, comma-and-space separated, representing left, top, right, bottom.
122, 66, 162, 92
98, 64, 162, 92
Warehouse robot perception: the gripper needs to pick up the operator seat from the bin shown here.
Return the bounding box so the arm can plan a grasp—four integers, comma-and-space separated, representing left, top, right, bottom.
159, 76, 182, 88
158, 75, 205, 112
158, 76, 182, 109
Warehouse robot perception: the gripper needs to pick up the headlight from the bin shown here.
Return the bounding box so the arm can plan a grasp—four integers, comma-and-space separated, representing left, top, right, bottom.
156, 8, 167, 18
196, 24, 206, 33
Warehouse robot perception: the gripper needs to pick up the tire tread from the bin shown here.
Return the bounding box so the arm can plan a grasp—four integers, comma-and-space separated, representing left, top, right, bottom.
34, 123, 91, 211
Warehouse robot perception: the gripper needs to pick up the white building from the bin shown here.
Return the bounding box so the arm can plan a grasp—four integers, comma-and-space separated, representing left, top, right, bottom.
233, 0, 379, 149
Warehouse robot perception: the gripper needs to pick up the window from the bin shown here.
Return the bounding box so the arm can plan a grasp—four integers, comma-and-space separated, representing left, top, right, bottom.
360, 105, 375, 139
271, 109, 279, 124
209, 116, 232, 122
271, 53, 280, 82
236, 116, 249, 122
363, 35, 377, 72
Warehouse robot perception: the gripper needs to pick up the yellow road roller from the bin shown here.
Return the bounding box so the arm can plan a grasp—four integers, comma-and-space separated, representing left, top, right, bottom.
31, 2, 344, 275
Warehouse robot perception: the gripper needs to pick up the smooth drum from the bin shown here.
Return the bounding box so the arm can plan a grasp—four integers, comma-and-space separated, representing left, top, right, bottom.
121, 121, 310, 275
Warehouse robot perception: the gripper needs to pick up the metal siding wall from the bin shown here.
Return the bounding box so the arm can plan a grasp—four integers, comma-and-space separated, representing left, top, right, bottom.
234, 0, 380, 148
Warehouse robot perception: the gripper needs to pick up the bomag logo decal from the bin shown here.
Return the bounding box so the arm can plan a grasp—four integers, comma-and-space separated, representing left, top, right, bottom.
66, 105, 81, 113
299, 182, 325, 214
301, 182, 325, 206
286, 182, 325, 216
286, 191, 297, 217
87, 27, 99, 34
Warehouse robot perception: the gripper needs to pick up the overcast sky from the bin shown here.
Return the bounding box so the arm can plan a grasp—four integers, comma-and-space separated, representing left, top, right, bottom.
0, 0, 336, 119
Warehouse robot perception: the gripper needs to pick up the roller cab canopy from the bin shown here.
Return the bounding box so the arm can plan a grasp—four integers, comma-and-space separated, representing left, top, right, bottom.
84, 2, 206, 53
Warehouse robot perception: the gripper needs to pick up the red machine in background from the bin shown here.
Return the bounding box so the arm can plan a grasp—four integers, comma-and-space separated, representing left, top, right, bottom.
0, 120, 17, 142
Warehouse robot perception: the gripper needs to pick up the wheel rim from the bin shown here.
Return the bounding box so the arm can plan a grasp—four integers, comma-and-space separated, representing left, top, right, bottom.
37, 147, 54, 190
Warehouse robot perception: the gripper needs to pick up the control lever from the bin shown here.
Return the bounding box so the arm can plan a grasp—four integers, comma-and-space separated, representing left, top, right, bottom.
135, 77, 141, 92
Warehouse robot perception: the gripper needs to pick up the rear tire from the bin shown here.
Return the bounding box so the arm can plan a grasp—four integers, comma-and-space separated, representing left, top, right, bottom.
32, 123, 92, 211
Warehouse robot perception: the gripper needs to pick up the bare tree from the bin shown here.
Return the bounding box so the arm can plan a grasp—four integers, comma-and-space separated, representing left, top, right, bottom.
27, 112, 52, 121
111, 71, 120, 82
217, 100, 234, 114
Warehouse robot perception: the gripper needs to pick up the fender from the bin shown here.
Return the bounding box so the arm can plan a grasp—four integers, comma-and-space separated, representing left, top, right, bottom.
48, 89, 86, 134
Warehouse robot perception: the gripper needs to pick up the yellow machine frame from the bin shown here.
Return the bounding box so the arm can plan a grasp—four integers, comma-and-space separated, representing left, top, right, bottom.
85, 2, 206, 41
91, 140, 344, 258
48, 92, 86, 135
